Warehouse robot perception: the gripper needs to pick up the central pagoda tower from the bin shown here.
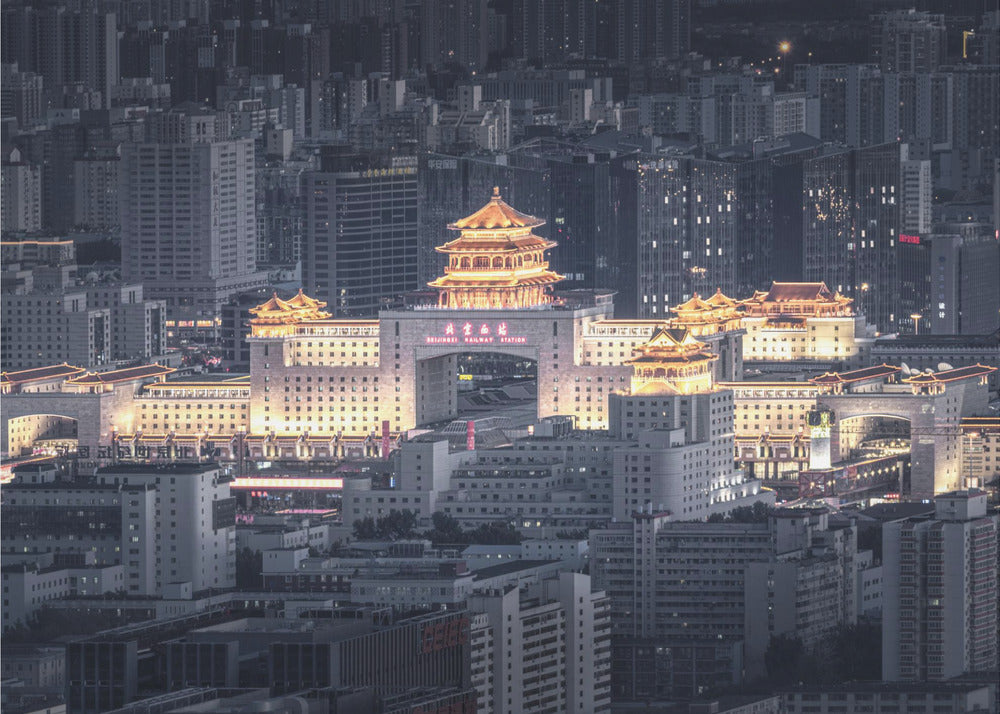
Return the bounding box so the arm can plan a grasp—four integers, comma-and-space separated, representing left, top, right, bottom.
428, 187, 564, 309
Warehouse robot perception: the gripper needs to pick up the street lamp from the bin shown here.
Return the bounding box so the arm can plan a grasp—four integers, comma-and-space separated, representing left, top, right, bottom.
778, 41, 791, 81
910, 313, 922, 335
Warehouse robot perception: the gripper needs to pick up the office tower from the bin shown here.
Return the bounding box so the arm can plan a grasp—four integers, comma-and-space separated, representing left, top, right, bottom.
1, 258, 166, 370
0, 63, 44, 130
615, 0, 691, 62
468, 572, 612, 714
417, 151, 549, 288
591, 507, 857, 699
119, 105, 267, 331
802, 142, 900, 332
420, 0, 489, 72
883, 491, 999, 682
73, 144, 121, 231
256, 150, 313, 267
514, 142, 622, 296
1, 463, 236, 595
869, 10, 946, 73
302, 148, 419, 317
613, 152, 738, 318
947, 65, 999, 191
896, 230, 931, 334
930, 223, 1000, 335
514, 0, 595, 64
1, 148, 42, 233
900, 144, 932, 236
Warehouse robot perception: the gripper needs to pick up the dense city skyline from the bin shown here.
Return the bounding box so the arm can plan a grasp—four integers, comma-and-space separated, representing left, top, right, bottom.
1, 0, 998, 713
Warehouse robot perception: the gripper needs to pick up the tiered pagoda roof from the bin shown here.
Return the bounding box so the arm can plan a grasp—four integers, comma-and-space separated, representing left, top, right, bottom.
626, 326, 718, 395
668, 289, 742, 336
741, 281, 854, 317
249, 289, 331, 325
429, 188, 564, 310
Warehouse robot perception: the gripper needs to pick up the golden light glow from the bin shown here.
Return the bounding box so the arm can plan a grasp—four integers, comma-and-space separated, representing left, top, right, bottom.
626, 327, 718, 395
429, 188, 564, 310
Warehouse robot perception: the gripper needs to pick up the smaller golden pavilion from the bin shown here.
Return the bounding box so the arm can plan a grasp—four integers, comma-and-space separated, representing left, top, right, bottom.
669, 289, 743, 336
249, 289, 331, 337
626, 326, 718, 395
740, 282, 854, 318
428, 188, 565, 309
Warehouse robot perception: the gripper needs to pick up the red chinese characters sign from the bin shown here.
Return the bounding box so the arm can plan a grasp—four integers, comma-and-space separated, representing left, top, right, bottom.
418, 615, 469, 655
425, 322, 527, 345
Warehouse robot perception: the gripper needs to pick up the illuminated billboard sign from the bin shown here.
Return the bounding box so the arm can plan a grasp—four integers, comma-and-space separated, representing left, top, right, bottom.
425, 322, 527, 346
899, 234, 921, 244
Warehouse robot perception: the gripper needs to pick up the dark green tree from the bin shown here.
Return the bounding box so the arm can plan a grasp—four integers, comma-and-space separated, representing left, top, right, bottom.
352, 516, 378, 540
424, 512, 467, 545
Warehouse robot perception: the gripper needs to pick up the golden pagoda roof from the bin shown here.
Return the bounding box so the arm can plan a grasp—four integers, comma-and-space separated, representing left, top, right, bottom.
429, 273, 563, 289
436, 234, 555, 254
449, 187, 545, 230
674, 294, 714, 312
627, 326, 718, 365
285, 288, 327, 310
251, 293, 296, 315
704, 288, 739, 308
752, 282, 852, 304
249, 290, 331, 324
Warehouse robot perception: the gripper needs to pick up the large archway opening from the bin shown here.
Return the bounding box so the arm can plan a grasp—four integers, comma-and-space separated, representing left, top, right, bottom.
835, 414, 912, 496
6, 414, 79, 456
415, 351, 539, 431
838, 414, 911, 460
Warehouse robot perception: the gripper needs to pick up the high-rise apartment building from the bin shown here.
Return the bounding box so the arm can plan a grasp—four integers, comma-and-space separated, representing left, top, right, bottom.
900, 144, 932, 237
420, 0, 489, 71
591, 507, 858, 699
1, 463, 236, 595
302, 148, 418, 317
613, 151, 739, 318
802, 142, 900, 332
1, 148, 42, 233
883, 491, 998, 682
869, 10, 946, 73
73, 144, 121, 232
929, 223, 1000, 335
0, 63, 44, 130
468, 572, 612, 714
119, 106, 267, 330
615, 0, 691, 62
1, 6, 118, 110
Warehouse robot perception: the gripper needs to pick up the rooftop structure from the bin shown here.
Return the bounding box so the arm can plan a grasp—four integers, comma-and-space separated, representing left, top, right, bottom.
668, 289, 744, 337
741, 282, 855, 318
625, 327, 718, 395
428, 188, 565, 309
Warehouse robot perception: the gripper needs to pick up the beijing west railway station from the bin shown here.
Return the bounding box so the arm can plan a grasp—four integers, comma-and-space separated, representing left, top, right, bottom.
2, 190, 996, 501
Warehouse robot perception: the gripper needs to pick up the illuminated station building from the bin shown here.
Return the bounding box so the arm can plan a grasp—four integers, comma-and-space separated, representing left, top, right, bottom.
245, 188, 685, 441
2, 191, 996, 505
